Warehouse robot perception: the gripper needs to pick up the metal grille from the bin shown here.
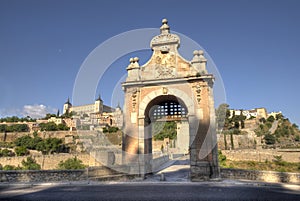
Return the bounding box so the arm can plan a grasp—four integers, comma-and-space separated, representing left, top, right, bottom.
152, 101, 187, 120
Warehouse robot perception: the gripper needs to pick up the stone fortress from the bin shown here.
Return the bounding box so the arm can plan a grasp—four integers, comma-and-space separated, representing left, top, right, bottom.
62, 96, 123, 129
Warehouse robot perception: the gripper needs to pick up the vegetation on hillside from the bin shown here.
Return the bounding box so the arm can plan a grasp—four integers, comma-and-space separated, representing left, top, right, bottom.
39, 122, 69, 131
255, 114, 300, 148
0, 148, 15, 157
218, 151, 300, 173
0, 124, 29, 132
216, 104, 300, 148
216, 104, 246, 132
8, 132, 69, 155
0, 156, 41, 170
0, 116, 36, 123
153, 121, 177, 140
103, 126, 119, 133
57, 157, 86, 170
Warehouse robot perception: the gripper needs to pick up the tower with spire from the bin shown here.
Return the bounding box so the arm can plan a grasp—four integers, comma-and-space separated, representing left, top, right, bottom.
94, 94, 103, 113
63, 97, 72, 114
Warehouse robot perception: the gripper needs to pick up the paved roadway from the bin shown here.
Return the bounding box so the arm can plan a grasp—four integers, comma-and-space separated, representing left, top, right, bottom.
0, 181, 299, 201
0, 157, 299, 201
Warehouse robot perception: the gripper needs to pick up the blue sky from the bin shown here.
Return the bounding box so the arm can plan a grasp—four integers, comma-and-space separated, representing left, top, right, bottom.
0, 0, 299, 124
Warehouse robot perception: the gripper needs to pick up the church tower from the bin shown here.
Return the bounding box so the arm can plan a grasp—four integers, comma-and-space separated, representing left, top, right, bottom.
94, 95, 103, 113
63, 98, 72, 114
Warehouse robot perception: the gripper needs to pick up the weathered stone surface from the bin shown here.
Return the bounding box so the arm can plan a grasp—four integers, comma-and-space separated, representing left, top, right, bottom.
122, 19, 219, 180
221, 168, 300, 184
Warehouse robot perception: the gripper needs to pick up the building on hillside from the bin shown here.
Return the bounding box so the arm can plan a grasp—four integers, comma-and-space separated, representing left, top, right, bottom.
229, 108, 268, 120
268, 111, 282, 119
62, 96, 123, 129
48, 117, 63, 125
63, 118, 80, 130
63, 96, 105, 115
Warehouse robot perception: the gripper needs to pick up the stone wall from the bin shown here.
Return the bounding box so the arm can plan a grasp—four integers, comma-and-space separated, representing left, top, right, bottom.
0, 169, 87, 182
0, 166, 123, 183
218, 133, 258, 150
221, 149, 300, 163
221, 168, 300, 184
152, 155, 170, 172
0, 153, 102, 170
0, 131, 78, 142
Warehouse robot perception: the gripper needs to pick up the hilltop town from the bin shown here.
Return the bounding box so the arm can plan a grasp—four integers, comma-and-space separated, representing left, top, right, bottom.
0, 98, 299, 173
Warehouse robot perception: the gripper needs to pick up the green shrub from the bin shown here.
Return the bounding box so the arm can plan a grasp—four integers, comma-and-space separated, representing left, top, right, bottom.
3, 165, 22, 170
14, 135, 67, 155
218, 150, 227, 167
153, 122, 177, 140
0, 148, 15, 157
21, 156, 41, 170
57, 157, 86, 170
264, 134, 276, 145
14, 146, 29, 156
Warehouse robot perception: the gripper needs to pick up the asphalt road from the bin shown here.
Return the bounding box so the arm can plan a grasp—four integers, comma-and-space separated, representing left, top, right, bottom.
0, 182, 299, 201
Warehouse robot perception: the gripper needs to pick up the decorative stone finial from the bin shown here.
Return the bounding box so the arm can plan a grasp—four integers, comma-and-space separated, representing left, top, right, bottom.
191, 50, 208, 74
127, 57, 140, 70
151, 19, 180, 49
192, 50, 206, 61
160, 18, 170, 34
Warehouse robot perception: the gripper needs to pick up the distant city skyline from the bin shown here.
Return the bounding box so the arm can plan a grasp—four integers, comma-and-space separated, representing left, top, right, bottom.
0, 0, 299, 124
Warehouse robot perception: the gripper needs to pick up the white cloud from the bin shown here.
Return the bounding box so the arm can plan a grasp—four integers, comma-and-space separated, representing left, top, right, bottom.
0, 104, 57, 119
21, 104, 57, 119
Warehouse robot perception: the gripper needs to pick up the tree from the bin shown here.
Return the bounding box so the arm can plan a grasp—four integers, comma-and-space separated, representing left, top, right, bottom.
264, 134, 276, 145
39, 122, 58, 131
215, 104, 230, 130
153, 121, 177, 140
259, 118, 266, 124
21, 156, 41, 170
0, 148, 15, 157
218, 150, 227, 167
57, 123, 69, 131
61, 111, 76, 119
14, 146, 29, 156
36, 138, 64, 154
276, 113, 283, 120
13, 134, 67, 155
44, 113, 57, 120
3, 165, 22, 170
234, 121, 240, 129
292, 123, 299, 129
57, 157, 86, 170
267, 116, 275, 123
0, 124, 28, 132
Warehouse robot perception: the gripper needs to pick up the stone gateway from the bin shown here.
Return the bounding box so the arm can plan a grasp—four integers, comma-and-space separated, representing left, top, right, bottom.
122, 19, 219, 181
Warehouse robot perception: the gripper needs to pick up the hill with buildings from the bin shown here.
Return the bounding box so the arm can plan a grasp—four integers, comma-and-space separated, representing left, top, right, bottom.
216, 104, 300, 150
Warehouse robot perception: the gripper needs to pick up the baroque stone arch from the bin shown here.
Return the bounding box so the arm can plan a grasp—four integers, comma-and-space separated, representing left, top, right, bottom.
122, 19, 219, 181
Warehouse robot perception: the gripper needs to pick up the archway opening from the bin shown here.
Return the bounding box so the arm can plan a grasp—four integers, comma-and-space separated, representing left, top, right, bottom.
144, 95, 189, 161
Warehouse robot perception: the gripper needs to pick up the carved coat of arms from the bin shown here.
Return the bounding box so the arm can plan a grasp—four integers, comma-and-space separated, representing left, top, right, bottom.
155, 53, 176, 78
